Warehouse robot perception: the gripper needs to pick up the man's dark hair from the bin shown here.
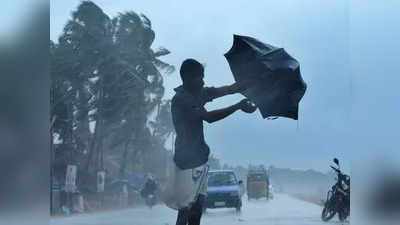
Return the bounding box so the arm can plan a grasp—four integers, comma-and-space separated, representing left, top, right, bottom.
179, 58, 204, 82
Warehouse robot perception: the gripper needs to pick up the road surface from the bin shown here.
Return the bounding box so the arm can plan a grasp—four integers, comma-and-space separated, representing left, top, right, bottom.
51, 194, 348, 225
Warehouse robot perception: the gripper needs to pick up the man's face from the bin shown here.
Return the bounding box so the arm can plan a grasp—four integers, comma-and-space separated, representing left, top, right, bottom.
186, 70, 204, 92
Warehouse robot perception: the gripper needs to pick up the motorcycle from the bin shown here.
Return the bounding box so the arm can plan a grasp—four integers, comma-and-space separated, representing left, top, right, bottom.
145, 193, 157, 208
141, 179, 158, 208
321, 158, 350, 222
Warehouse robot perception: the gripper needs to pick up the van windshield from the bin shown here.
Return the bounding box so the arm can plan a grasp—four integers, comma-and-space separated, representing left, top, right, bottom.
247, 173, 267, 181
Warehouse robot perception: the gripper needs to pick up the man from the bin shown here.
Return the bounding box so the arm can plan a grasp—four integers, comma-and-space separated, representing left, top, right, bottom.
171, 58, 256, 225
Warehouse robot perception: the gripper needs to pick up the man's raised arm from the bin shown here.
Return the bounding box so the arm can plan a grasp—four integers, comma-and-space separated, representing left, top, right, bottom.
202, 99, 256, 123
212, 79, 257, 99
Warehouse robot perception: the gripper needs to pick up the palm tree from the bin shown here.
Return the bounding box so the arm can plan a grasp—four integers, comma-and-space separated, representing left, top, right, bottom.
51, 1, 175, 182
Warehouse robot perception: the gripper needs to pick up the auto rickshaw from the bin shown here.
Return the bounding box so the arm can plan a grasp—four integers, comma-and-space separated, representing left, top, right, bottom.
246, 169, 270, 200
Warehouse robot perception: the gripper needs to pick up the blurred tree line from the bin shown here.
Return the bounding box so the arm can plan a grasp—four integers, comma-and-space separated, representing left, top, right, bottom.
50, 1, 175, 190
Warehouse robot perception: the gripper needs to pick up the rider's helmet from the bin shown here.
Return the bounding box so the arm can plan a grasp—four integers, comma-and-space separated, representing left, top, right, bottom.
146, 173, 154, 181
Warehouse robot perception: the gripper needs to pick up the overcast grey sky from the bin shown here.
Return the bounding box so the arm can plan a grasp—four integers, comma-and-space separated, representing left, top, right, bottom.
50, 1, 400, 173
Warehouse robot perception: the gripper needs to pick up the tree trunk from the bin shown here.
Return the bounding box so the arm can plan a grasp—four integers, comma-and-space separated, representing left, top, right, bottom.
75, 86, 91, 154
99, 128, 104, 170
85, 77, 105, 173
96, 82, 105, 171
119, 141, 130, 179
85, 122, 98, 172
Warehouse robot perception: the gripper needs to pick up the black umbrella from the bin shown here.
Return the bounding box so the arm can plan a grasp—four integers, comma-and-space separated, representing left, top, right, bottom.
224, 34, 307, 120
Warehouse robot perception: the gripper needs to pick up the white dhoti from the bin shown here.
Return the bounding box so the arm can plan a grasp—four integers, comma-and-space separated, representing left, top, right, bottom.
161, 161, 209, 210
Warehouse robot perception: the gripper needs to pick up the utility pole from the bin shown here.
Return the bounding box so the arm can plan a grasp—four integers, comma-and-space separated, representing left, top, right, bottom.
50, 121, 53, 215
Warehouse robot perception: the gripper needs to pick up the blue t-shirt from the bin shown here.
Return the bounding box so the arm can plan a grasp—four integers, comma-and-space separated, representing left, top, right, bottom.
171, 86, 218, 170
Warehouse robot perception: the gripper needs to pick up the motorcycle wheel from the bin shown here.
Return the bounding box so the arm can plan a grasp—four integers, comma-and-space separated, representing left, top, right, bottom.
146, 197, 155, 208
338, 210, 348, 222
321, 204, 336, 222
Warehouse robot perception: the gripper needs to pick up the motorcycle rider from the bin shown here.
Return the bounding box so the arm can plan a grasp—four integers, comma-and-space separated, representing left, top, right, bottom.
141, 174, 158, 199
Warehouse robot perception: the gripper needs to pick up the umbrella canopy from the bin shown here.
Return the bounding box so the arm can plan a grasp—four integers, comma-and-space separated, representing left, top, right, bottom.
224, 35, 307, 120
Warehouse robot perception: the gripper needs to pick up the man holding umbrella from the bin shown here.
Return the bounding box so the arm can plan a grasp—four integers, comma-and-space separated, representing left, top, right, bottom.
170, 58, 256, 225
164, 35, 306, 225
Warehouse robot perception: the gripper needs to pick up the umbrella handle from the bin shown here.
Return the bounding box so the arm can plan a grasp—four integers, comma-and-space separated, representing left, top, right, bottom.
240, 99, 257, 113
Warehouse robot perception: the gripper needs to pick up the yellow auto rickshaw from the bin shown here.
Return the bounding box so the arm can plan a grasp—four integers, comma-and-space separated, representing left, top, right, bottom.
247, 169, 270, 200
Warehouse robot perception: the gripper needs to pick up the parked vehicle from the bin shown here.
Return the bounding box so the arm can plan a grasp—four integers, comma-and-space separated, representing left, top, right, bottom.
205, 170, 243, 212
321, 158, 350, 222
